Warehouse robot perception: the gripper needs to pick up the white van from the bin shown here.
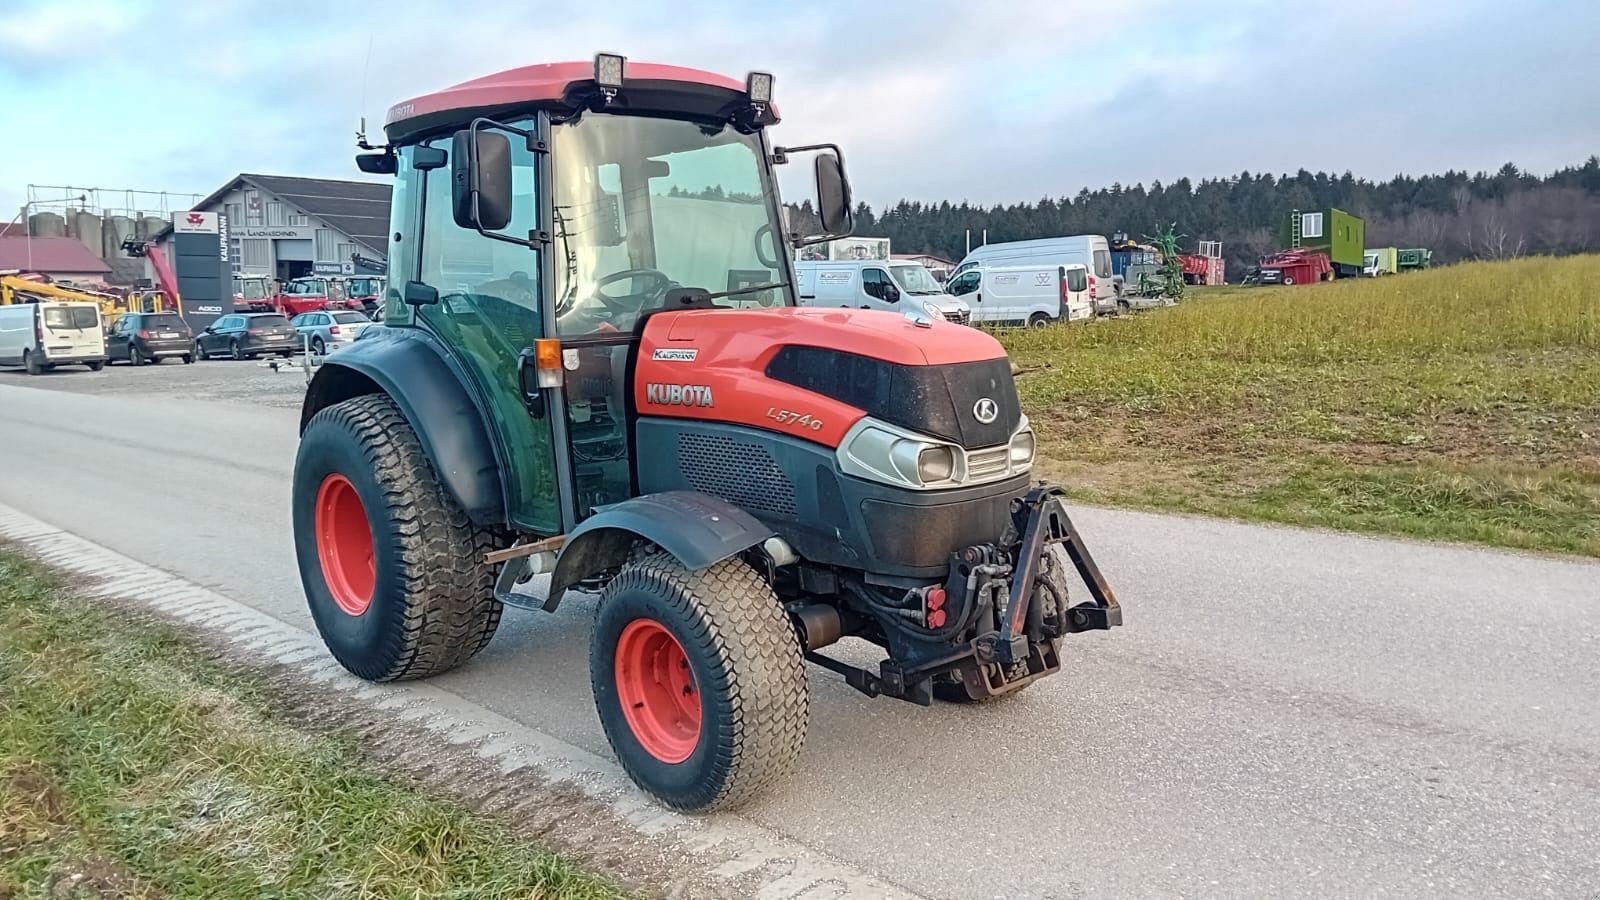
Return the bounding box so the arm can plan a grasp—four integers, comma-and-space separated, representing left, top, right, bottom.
952, 235, 1115, 302
0, 302, 108, 374
945, 264, 1093, 327
794, 260, 972, 326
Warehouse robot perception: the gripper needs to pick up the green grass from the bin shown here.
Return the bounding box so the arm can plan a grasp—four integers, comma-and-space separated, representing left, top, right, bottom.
1000, 255, 1600, 555
0, 552, 626, 900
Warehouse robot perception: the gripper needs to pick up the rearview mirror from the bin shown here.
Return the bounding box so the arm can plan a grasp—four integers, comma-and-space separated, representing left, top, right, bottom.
452, 129, 513, 231
403, 280, 440, 306
815, 153, 852, 236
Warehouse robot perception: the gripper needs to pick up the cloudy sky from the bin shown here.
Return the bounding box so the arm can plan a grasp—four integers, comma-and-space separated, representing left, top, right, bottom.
3, 0, 1596, 222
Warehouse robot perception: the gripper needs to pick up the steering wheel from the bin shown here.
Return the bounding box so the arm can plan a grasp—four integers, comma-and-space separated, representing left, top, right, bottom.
594, 267, 672, 308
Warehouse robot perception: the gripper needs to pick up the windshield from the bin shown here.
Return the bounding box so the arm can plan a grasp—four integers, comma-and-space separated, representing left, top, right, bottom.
43, 306, 99, 330
888, 264, 943, 295
551, 113, 786, 334
239, 279, 268, 300
346, 278, 382, 295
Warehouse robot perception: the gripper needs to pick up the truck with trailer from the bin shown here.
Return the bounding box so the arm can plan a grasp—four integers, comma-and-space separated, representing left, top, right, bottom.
1281, 208, 1364, 278
291, 54, 1122, 813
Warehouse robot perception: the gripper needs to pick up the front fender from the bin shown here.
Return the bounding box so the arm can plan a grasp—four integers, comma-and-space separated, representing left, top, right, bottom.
546, 491, 774, 610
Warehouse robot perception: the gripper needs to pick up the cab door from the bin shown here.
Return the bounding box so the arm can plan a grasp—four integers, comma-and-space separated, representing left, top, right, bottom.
946, 269, 984, 322
401, 134, 563, 534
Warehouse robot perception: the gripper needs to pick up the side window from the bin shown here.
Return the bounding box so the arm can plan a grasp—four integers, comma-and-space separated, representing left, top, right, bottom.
1093, 249, 1112, 279
948, 271, 980, 296
861, 268, 886, 300
417, 141, 542, 338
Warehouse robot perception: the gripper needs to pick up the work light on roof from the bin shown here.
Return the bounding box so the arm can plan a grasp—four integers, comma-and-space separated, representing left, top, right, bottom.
594, 52, 626, 90
746, 70, 774, 105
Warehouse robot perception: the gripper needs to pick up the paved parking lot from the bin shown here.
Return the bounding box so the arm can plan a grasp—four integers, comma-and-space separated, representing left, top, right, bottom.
0, 354, 311, 409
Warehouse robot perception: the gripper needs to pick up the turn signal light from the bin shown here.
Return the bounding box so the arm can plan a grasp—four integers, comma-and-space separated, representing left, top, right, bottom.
534, 338, 564, 389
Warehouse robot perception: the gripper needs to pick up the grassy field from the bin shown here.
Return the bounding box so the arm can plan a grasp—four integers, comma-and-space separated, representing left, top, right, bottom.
1001, 255, 1600, 556
0, 552, 624, 900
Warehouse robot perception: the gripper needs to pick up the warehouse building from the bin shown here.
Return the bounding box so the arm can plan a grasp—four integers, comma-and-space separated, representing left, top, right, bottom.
156, 174, 390, 281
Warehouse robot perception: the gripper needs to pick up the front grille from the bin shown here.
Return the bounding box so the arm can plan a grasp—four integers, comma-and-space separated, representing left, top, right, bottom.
965, 445, 1010, 480
678, 433, 798, 517
942, 309, 971, 326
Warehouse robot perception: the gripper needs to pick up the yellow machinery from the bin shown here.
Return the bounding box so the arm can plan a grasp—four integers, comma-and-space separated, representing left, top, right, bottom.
0, 273, 151, 329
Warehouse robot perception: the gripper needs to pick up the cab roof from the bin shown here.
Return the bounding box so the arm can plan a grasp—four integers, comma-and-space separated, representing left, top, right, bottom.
384, 61, 779, 144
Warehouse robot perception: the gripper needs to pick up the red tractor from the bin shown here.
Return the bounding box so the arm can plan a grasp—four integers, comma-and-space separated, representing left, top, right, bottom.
292, 55, 1121, 812
273, 276, 357, 317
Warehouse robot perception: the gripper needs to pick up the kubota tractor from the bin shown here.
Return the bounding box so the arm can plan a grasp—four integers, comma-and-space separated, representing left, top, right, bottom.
292, 54, 1121, 812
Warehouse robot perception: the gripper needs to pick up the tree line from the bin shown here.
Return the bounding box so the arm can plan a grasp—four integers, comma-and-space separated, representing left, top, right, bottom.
788, 156, 1600, 278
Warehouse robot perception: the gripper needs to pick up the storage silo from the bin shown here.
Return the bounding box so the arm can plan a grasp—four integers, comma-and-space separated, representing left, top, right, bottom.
137, 215, 167, 240
28, 212, 66, 237
104, 215, 136, 257
71, 210, 104, 257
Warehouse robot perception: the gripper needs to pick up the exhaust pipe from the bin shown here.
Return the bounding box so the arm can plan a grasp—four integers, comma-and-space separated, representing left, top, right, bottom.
791, 603, 841, 651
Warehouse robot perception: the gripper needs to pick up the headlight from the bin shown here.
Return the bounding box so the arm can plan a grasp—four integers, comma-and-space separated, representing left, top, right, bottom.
917, 446, 956, 482
922, 300, 942, 318
1009, 428, 1035, 465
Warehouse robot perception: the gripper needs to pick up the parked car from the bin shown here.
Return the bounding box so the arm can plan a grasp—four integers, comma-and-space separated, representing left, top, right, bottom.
195, 312, 297, 360
290, 309, 376, 355
793, 259, 971, 324
0, 301, 106, 374
106, 311, 195, 365
945, 263, 1094, 327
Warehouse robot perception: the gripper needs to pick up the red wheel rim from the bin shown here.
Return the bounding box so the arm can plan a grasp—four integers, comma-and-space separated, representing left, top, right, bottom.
314, 473, 375, 616
614, 619, 701, 763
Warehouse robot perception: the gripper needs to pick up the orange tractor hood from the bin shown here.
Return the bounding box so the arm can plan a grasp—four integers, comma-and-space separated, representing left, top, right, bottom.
634, 307, 1012, 449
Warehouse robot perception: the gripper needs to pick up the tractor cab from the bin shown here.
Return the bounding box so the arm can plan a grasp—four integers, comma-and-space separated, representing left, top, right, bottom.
295, 55, 1119, 814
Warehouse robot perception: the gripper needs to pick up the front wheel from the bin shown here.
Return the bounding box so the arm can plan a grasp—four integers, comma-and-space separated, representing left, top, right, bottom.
195, 342, 208, 361
292, 394, 501, 682
591, 554, 807, 812
312, 336, 327, 356
229, 340, 243, 361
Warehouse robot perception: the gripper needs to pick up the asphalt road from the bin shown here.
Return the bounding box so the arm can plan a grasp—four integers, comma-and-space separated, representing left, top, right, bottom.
3, 369, 1598, 899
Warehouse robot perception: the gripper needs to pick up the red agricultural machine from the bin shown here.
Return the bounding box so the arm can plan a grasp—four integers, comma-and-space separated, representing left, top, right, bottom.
291, 54, 1122, 811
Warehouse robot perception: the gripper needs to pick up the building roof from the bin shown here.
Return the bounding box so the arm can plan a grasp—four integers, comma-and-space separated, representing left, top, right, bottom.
161, 173, 391, 255
0, 237, 112, 275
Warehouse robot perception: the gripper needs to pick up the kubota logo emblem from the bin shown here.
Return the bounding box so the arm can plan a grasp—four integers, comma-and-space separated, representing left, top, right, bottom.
972, 397, 999, 424
186, 212, 205, 225
646, 383, 714, 407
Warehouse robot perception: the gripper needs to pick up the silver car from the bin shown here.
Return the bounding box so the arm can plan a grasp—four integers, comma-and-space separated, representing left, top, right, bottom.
290, 309, 374, 356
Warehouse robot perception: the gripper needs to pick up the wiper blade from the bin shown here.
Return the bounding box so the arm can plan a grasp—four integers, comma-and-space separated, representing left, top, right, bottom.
701, 281, 788, 301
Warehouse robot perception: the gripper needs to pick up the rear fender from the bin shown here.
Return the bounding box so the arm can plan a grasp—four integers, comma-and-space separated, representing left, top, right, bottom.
545, 491, 774, 610
300, 328, 507, 526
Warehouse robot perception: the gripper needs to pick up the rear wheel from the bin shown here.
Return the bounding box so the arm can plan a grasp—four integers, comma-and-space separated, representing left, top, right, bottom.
23, 351, 41, 375
182, 353, 195, 364
591, 554, 807, 812
292, 394, 501, 682
130, 345, 145, 366
1027, 312, 1051, 328
86, 360, 104, 372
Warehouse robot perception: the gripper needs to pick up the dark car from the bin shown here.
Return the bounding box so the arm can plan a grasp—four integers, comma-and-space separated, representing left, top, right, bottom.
195, 312, 298, 361
106, 311, 195, 365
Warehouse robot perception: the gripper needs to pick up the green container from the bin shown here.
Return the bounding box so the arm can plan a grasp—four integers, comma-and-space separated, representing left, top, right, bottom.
1282, 208, 1365, 270
1397, 248, 1433, 270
